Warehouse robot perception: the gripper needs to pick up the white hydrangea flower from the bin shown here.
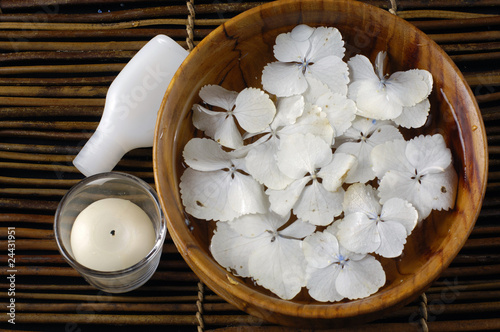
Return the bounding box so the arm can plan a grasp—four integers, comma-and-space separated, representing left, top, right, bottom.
302, 224, 386, 302
371, 134, 458, 221
262, 24, 349, 97
192, 85, 276, 149
210, 211, 316, 300
179, 138, 268, 221
266, 133, 356, 226
347, 51, 432, 121
336, 183, 418, 258
334, 117, 403, 183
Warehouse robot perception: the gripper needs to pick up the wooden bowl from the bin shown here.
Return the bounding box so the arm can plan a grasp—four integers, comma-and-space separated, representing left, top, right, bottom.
153, 0, 488, 328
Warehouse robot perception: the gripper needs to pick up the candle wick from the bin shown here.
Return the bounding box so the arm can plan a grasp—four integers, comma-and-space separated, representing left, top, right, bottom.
110, 230, 116, 236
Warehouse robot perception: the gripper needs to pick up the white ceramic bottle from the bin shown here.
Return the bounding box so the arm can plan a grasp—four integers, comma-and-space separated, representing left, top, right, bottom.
73, 35, 189, 176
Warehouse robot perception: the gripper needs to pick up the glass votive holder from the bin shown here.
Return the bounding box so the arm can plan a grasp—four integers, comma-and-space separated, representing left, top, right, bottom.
54, 172, 166, 293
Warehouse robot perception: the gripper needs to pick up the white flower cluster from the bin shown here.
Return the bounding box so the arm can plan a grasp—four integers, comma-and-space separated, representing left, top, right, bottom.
179, 25, 458, 301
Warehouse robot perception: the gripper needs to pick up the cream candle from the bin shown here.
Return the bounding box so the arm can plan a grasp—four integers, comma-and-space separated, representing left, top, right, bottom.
70, 198, 156, 272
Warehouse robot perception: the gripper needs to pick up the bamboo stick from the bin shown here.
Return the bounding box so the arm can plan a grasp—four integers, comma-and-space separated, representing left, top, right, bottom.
440, 42, 500, 53
397, 10, 496, 20
451, 52, 500, 63
0, 63, 125, 75
429, 31, 500, 44
465, 72, 500, 86
0, 199, 60, 211
427, 319, 500, 332
11, 302, 199, 313
0, 121, 97, 130
412, 16, 500, 31
0, 143, 82, 154
0, 77, 114, 86
0, 86, 107, 98
441, 264, 500, 278
0, 213, 54, 224
0, 96, 105, 107
2, 292, 207, 303
0, 18, 228, 31
463, 237, 500, 249
0, 40, 147, 51
0, 130, 92, 140
426, 290, 500, 302
1, 28, 213, 40
0, 51, 136, 63
0, 227, 52, 239
0, 176, 80, 188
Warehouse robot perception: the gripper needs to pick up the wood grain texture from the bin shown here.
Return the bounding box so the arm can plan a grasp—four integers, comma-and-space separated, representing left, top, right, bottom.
154, 0, 488, 328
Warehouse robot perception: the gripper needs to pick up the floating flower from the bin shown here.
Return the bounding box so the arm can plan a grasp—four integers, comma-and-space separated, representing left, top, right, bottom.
266, 133, 356, 226
210, 211, 316, 300
334, 117, 403, 183
262, 24, 349, 97
192, 85, 276, 149
336, 183, 418, 258
302, 224, 386, 302
371, 134, 457, 221
347, 51, 432, 121
179, 138, 268, 221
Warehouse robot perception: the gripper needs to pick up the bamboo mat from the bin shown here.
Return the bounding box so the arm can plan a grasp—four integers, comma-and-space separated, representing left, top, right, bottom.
0, 0, 499, 331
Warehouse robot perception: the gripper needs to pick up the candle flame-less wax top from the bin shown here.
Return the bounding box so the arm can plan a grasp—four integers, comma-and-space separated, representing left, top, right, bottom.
70, 198, 156, 272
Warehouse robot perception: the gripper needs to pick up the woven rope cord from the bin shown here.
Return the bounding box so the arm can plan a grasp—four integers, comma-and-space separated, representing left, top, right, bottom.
196, 281, 205, 332
418, 293, 429, 332
186, 0, 196, 51
389, 0, 397, 15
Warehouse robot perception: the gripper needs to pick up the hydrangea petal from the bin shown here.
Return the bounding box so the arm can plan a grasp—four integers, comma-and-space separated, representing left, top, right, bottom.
308, 26, 345, 60
273, 31, 310, 63
279, 105, 334, 145
386, 69, 432, 107
371, 139, 414, 178
394, 99, 430, 129
180, 168, 239, 221
199, 84, 238, 111
214, 114, 243, 149
231, 212, 288, 238
348, 54, 379, 82
279, 219, 316, 239
307, 55, 349, 95
335, 255, 385, 300
294, 181, 344, 226
245, 136, 295, 190
183, 138, 231, 171
306, 264, 344, 302
380, 197, 418, 235
336, 212, 380, 254
234, 87, 276, 133
420, 166, 458, 212
272, 95, 305, 129
248, 235, 306, 300
375, 220, 408, 258
267, 176, 311, 216
192, 104, 228, 140
262, 61, 307, 97
210, 221, 269, 277
303, 230, 340, 269
406, 134, 452, 173
277, 133, 332, 179
318, 152, 357, 192
343, 183, 381, 216
290, 24, 315, 42
228, 172, 268, 215
354, 79, 403, 120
